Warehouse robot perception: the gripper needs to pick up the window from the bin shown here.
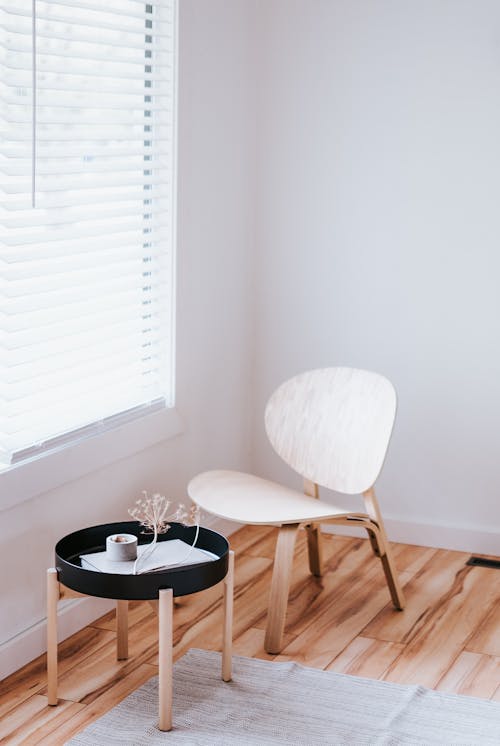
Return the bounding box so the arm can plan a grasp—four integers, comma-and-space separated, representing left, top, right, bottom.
0, 0, 177, 467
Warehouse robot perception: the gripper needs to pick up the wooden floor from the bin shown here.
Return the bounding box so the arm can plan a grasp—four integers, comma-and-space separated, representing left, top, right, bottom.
1, 526, 500, 744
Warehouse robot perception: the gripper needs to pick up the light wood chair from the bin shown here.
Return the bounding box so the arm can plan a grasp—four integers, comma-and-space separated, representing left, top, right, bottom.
188, 367, 405, 654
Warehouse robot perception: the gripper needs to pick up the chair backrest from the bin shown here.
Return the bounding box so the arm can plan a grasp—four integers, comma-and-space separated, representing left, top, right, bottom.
264, 367, 396, 495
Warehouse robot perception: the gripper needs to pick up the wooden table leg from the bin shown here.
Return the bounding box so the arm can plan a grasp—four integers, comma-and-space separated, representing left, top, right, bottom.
47, 568, 59, 706
158, 588, 173, 731
222, 550, 234, 682
116, 600, 129, 660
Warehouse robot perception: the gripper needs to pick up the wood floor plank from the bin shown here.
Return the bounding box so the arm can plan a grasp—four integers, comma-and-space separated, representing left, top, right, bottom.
0, 694, 82, 745
435, 651, 500, 699
233, 626, 294, 660
275, 565, 410, 669
0, 626, 115, 720
33, 664, 157, 746
320, 535, 375, 573
41, 615, 160, 703
256, 536, 375, 635
92, 600, 154, 632
465, 599, 500, 656
233, 526, 279, 559
0, 694, 49, 740
362, 549, 469, 644
149, 555, 271, 663
252, 534, 323, 632
391, 544, 438, 577
383, 564, 500, 688
278, 535, 431, 642
233, 526, 364, 566
169, 554, 273, 647
226, 524, 277, 556
184, 554, 272, 634
326, 636, 405, 679
9, 702, 84, 746
147, 555, 274, 666
237, 532, 424, 638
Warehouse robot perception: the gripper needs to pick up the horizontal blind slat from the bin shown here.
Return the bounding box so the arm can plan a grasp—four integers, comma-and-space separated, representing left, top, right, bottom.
2, 321, 166, 362
0, 157, 171, 177
1, 338, 166, 383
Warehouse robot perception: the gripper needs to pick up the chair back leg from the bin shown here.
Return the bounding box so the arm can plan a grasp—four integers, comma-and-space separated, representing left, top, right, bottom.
264, 523, 300, 654
363, 488, 406, 610
306, 523, 323, 577
303, 479, 324, 577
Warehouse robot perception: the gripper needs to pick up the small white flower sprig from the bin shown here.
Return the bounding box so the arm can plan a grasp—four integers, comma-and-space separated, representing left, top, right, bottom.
128, 492, 201, 574
128, 492, 200, 536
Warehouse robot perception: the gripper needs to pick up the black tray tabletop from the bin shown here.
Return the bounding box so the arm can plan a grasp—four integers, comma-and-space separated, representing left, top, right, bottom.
55, 521, 229, 600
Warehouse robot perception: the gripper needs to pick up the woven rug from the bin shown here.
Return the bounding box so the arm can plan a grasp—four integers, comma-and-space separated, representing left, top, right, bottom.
67, 648, 500, 745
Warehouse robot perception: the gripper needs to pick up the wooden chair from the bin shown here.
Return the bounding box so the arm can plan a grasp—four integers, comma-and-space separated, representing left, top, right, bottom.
188, 367, 405, 654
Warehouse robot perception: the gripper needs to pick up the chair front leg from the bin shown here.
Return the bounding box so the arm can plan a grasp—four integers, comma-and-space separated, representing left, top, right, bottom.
264, 523, 299, 654
363, 488, 405, 610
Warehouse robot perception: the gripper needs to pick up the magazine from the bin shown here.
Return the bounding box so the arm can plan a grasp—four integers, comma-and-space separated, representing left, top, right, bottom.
80, 538, 218, 574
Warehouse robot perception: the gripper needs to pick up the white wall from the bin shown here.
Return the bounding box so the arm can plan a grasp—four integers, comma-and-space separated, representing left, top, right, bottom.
0, 0, 256, 676
253, 0, 500, 551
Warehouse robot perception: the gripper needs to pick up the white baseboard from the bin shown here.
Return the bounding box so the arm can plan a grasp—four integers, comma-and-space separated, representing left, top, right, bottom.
0, 596, 114, 682
0, 517, 241, 682
321, 518, 500, 556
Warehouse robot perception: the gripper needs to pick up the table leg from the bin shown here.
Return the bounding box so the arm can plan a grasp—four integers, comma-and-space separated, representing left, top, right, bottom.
47, 568, 59, 706
158, 588, 173, 731
222, 550, 234, 682
116, 600, 129, 660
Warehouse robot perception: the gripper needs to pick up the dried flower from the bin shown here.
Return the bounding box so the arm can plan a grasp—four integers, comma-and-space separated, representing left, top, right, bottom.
128, 491, 201, 536
127, 491, 202, 575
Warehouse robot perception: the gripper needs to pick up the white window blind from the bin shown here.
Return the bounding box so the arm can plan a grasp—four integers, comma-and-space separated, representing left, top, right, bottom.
0, 0, 177, 466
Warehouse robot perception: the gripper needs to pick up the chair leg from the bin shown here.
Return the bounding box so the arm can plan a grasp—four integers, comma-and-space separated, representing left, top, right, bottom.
306, 523, 324, 577
264, 523, 299, 654
363, 488, 405, 610
366, 527, 382, 557
303, 480, 323, 577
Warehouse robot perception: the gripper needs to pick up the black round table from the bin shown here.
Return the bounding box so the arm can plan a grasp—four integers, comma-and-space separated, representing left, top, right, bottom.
47, 521, 234, 731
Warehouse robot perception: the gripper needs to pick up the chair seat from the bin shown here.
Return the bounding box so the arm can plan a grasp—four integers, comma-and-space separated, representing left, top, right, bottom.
187, 469, 359, 526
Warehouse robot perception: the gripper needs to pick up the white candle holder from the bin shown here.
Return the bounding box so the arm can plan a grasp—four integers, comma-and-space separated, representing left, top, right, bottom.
106, 533, 138, 562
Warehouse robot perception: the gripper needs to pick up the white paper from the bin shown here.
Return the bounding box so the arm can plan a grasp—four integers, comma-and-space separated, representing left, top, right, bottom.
80, 539, 218, 574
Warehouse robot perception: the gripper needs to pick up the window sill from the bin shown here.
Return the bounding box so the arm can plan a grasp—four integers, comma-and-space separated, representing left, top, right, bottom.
0, 406, 184, 513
